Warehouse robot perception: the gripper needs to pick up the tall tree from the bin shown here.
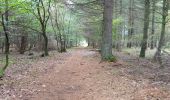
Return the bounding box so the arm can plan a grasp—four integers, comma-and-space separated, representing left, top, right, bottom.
127, 0, 134, 48
1, 0, 10, 76
36, 0, 51, 56
154, 0, 169, 65
101, 0, 114, 60
140, 0, 150, 58
150, 0, 156, 49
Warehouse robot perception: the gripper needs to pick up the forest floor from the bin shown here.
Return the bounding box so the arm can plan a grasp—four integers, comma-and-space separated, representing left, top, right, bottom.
0, 48, 170, 100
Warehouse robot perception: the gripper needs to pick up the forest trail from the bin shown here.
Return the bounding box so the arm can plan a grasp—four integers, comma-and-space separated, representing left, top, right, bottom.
30, 48, 118, 100
1, 48, 170, 100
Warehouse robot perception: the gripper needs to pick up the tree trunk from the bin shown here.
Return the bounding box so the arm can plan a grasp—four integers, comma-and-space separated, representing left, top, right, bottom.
151, 0, 156, 49
127, 0, 134, 48
1, 0, 10, 73
36, 0, 50, 56
2, 42, 4, 53
42, 28, 49, 56
60, 34, 67, 53
76, 33, 78, 47
101, 0, 114, 60
87, 38, 90, 47
154, 0, 169, 65
140, 0, 150, 58
116, 0, 123, 51
61, 40, 66, 52
20, 35, 27, 54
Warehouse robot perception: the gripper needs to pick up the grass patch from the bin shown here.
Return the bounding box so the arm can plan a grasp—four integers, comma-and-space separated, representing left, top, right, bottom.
0, 68, 4, 78
0, 56, 15, 67
0, 56, 15, 77
122, 48, 156, 58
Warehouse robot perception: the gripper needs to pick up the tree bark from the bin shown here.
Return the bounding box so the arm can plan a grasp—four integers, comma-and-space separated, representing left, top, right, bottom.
116, 0, 123, 51
20, 35, 28, 54
151, 0, 156, 49
36, 0, 51, 56
140, 0, 150, 58
1, 0, 10, 72
154, 0, 169, 65
42, 27, 49, 56
101, 0, 114, 60
127, 0, 134, 48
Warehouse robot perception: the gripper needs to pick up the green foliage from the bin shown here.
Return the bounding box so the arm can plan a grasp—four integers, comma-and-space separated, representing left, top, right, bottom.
112, 18, 123, 39
0, 36, 5, 43
0, 57, 15, 77
0, 57, 14, 66
112, 18, 123, 26
0, 68, 4, 78
104, 55, 117, 62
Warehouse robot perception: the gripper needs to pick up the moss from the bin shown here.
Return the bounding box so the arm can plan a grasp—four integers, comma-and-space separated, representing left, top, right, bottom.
104, 55, 117, 62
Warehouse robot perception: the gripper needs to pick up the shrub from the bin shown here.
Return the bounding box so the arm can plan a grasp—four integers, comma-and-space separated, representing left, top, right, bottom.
104, 55, 117, 62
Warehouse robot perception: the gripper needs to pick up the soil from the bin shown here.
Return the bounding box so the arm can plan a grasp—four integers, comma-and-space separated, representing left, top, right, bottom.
0, 48, 170, 100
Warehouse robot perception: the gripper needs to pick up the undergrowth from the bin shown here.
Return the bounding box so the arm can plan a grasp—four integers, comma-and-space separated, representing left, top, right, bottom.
104, 55, 117, 62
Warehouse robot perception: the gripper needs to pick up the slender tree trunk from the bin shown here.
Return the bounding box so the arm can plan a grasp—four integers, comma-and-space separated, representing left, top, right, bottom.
127, 0, 134, 48
53, 4, 66, 53
76, 33, 78, 47
36, 0, 51, 56
87, 38, 90, 47
101, 0, 114, 60
140, 0, 150, 58
42, 27, 49, 56
154, 0, 169, 65
151, 0, 156, 49
20, 35, 28, 54
1, 0, 10, 73
2, 42, 4, 53
61, 34, 66, 52
120, 0, 123, 50
116, 0, 123, 51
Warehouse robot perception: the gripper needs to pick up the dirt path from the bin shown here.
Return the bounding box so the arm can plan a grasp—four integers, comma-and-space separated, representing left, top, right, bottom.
30, 49, 117, 100
1, 48, 170, 100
